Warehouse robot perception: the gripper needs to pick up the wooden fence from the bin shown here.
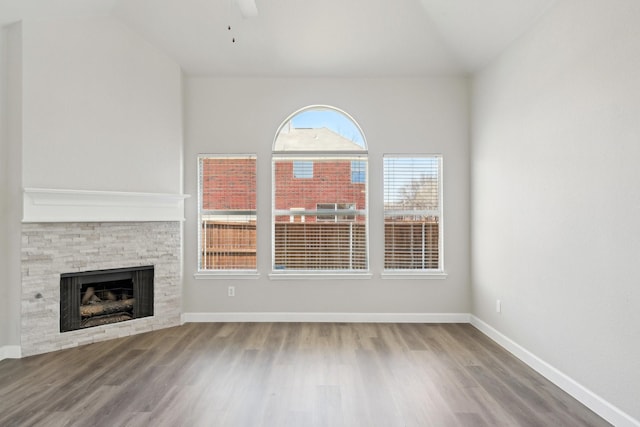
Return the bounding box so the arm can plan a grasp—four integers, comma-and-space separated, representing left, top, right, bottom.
201, 221, 438, 270
201, 221, 257, 269
384, 221, 439, 270
273, 223, 367, 270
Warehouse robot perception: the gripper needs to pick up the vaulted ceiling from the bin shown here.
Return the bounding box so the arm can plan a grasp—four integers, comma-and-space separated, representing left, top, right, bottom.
1, 0, 558, 76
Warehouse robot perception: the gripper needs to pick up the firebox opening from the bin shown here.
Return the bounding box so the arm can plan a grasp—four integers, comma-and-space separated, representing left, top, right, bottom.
60, 265, 154, 333
80, 279, 135, 328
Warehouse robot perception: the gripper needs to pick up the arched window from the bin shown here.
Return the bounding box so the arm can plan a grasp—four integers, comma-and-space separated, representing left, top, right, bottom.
272, 106, 368, 273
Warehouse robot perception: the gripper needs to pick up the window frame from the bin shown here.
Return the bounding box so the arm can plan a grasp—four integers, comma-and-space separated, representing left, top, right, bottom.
271, 153, 369, 276
381, 154, 446, 278
270, 105, 370, 277
196, 154, 259, 278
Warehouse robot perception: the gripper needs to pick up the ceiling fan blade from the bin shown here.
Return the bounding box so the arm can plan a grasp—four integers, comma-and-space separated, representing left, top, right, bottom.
235, 0, 258, 18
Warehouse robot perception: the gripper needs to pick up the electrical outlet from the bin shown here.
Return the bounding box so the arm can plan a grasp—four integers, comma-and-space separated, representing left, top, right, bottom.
228, 286, 235, 297
496, 299, 501, 313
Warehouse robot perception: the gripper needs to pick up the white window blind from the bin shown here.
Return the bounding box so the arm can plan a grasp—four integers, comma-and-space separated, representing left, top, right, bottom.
272, 156, 368, 271
383, 155, 442, 271
198, 155, 257, 271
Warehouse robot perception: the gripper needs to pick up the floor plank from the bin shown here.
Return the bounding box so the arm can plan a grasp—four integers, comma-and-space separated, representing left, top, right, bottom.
0, 323, 611, 427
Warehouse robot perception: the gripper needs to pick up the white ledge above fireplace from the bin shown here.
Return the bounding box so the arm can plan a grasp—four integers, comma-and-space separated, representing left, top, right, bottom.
23, 188, 190, 223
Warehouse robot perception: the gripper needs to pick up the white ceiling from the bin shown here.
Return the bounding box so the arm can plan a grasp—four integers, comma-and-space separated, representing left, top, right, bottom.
1, 0, 558, 76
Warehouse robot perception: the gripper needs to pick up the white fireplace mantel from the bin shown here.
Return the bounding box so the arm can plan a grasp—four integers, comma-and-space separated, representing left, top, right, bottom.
23, 188, 190, 223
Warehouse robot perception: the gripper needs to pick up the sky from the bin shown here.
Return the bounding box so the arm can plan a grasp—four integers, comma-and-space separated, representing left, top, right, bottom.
290, 108, 365, 147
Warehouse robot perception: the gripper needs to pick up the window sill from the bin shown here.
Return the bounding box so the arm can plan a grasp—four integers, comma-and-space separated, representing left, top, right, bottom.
380, 271, 448, 280
194, 271, 261, 280
269, 272, 373, 280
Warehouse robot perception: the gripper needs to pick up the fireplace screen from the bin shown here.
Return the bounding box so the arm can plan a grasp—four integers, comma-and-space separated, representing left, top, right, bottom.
60, 266, 154, 332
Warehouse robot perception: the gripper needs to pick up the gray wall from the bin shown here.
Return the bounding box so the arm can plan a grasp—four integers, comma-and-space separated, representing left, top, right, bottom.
0, 27, 9, 349
20, 17, 183, 193
0, 23, 23, 351
183, 77, 471, 315
471, 0, 640, 420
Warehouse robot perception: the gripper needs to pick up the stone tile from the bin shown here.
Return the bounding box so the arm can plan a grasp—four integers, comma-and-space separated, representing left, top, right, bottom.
20, 222, 182, 356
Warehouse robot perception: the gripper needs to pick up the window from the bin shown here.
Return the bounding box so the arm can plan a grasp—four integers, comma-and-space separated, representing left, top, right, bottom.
293, 161, 313, 178
351, 160, 366, 183
272, 106, 368, 272
198, 155, 257, 271
384, 155, 442, 272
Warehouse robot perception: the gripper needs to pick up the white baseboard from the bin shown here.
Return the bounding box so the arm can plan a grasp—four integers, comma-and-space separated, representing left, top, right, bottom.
0, 345, 22, 361
470, 315, 640, 427
182, 312, 470, 324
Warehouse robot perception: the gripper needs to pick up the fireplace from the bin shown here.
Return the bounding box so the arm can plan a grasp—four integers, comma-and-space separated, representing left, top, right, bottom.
20, 190, 185, 355
22, 221, 181, 357
60, 265, 154, 333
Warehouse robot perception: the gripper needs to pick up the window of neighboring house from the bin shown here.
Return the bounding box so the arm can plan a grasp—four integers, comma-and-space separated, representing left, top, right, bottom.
293, 160, 313, 178
351, 160, 366, 183
383, 155, 443, 272
198, 154, 257, 271
272, 106, 368, 273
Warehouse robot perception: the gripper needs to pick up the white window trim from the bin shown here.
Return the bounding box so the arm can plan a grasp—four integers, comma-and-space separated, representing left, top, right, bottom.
194, 271, 261, 280
270, 105, 371, 277
197, 153, 258, 274
383, 154, 444, 273
271, 154, 370, 275
269, 272, 373, 280
380, 271, 448, 280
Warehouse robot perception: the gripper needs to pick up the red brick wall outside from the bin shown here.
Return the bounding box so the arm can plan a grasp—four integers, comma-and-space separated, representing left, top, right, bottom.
202, 158, 365, 222
274, 160, 366, 222
202, 158, 256, 211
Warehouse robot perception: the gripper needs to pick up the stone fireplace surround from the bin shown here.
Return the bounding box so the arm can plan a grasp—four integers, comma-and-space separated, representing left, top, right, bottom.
20, 189, 186, 357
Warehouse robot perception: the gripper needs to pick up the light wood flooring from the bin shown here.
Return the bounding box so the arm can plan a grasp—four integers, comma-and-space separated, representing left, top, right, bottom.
0, 322, 610, 427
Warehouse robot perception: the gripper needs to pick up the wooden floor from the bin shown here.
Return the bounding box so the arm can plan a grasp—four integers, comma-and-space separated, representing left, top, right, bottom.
0, 323, 609, 427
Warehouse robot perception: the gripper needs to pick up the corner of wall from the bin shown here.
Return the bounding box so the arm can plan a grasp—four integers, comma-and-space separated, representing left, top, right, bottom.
1, 21, 23, 349
470, 315, 640, 427
0, 26, 9, 349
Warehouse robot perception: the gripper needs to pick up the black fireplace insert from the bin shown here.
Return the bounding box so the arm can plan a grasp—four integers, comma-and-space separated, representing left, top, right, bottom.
60, 265, 154, 332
